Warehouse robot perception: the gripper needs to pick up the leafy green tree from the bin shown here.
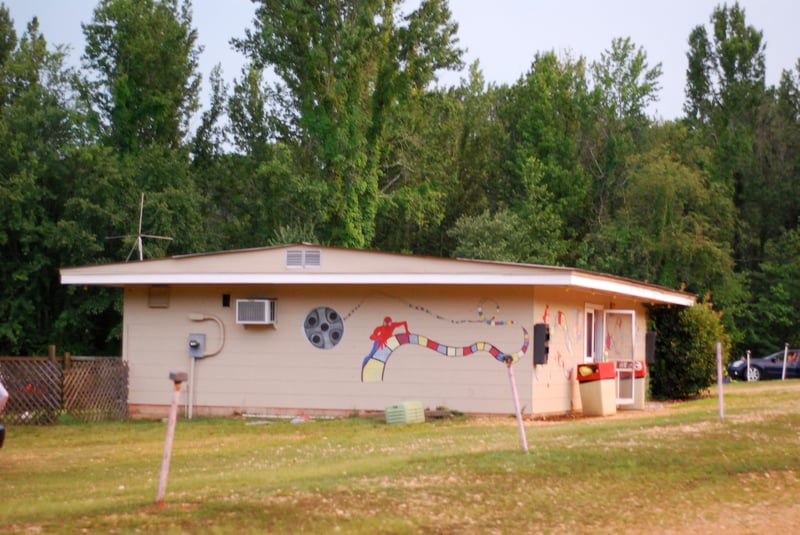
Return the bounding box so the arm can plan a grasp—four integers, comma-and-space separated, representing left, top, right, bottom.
500, 51, 591, 261
593, 37, 662, 123
0, 13, 92, 353
684, 2, 766, 270
581, 126, 734, 288
375, 62, 508, 256
192, 64, 229, 168
373, 83, 462, 256
750, 64, 800, 248
209, 63, 326, 249
448, 209, 530, 263
54, 144, 129, 354
682, 3, 800, 354
268, 223, 318, 246
81, 0, 207, 257
447, 64, 501, 216
648, 302, 729, 400
234, 0, 462, 248
449, 157, 565, 265
512, 157, 568, 264
685, 3, 765, 127
587, 37, 662, 227
746, 223, 800, 355
733, 60, 800, 355
0, 5, 17, 99
82, 0, 202, 153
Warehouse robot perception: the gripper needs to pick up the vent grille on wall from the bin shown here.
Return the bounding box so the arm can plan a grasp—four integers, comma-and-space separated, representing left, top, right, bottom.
286, 249, 321, 268
236, 299, 276, 325
148, 285, 170, 308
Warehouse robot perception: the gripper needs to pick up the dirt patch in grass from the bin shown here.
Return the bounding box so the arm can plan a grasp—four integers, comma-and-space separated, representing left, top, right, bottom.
468, 400, 680, 426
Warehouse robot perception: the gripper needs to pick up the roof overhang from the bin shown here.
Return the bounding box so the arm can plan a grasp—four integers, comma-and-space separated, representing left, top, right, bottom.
60, 271, 695, 307
60, 245, 696, 307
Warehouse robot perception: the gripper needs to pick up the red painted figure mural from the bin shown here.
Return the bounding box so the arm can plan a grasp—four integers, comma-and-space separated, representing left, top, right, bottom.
360, 303, 529, 382
369, 316, 410, 349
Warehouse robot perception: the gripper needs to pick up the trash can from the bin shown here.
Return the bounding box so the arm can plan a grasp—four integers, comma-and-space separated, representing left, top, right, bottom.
617, 360, 647, 411
577, 361, 617, 416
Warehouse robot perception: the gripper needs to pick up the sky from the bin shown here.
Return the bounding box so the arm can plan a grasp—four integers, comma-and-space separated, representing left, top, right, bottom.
3, 0, 799, 121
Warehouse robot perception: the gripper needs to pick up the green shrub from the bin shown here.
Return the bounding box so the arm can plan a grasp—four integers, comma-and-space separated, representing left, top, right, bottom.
648, 301, 729, 399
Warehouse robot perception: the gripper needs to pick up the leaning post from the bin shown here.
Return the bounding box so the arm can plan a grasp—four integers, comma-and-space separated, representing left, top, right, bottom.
505, 358, 529, 454
716, 342, 724, 420
781, 343, 789, 380
156, 371, 188, 505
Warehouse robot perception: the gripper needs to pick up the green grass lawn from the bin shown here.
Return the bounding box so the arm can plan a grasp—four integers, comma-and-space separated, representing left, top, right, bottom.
1, 380, 800, 533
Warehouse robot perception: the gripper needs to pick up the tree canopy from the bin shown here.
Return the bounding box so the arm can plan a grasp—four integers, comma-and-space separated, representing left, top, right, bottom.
1, 0, 798, 368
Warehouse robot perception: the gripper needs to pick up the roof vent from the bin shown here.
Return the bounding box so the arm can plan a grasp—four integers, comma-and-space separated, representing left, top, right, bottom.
286, 249, 321, 268
236, 299, 276, 325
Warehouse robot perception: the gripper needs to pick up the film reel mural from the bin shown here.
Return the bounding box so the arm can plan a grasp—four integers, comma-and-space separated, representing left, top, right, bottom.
303, 306, 344, 349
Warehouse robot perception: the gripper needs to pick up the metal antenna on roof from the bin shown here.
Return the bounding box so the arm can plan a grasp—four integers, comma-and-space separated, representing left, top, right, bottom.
107, 193, 173, 261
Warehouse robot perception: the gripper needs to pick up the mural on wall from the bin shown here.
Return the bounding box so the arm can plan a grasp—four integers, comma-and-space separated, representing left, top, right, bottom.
327, 297, 529, 383
539, 303, 582, 384
303, 306, 345, 349
301, 296, 530, 382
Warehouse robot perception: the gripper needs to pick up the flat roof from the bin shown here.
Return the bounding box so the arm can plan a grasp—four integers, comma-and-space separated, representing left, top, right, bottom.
60, 244, 696, 307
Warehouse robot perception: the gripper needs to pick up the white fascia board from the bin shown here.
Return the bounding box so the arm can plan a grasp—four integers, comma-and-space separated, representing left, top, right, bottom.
61, 271, 694, 305
61, 272, 572, 286
568, 273, 695, 306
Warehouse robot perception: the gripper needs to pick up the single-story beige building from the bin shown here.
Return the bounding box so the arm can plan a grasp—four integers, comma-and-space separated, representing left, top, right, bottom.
60, 244, 695, 418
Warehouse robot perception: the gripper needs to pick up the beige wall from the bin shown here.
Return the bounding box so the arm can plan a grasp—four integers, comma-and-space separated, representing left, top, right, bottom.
123, 283, 651, 417
124, 284, 533, 417
530, 287, 651, 414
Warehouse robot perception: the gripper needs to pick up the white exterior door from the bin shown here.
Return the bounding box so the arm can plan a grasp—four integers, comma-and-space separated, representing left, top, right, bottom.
603, 310, 636, 404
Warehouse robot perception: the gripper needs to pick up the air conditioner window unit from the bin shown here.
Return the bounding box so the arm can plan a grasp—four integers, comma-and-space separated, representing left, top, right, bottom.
236, 299, 276, 325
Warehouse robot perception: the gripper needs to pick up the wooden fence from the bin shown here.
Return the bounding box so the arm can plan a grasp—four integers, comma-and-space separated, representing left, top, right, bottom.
0, 352, 128, 425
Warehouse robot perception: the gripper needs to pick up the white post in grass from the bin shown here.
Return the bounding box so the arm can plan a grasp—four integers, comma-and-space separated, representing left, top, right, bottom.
716, 342, 724, 420
157, 371, 187, 505
746, 350, 751, 382
506, 360, 529, 454
781, 343, 789, 381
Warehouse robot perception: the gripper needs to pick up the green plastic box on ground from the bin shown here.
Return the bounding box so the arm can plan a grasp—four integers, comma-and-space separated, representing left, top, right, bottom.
385, 400, 425, 424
